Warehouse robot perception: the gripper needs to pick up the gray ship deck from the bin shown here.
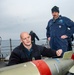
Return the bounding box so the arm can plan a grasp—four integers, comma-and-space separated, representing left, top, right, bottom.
0, 61, 7, 68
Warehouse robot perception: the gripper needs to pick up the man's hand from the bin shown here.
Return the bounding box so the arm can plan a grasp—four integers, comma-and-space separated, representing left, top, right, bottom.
61, 35, 68, 39
48, 37, 51, 41
56, 49, 62, 56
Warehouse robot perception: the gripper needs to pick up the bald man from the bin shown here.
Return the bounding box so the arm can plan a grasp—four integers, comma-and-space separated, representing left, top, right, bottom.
8, 32, 62, 66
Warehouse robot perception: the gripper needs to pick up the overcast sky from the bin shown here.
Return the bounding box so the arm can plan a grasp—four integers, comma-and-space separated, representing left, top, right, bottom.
0, 0, 74, 40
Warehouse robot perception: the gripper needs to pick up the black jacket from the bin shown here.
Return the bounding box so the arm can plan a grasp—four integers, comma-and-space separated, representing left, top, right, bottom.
8, 43, 57, 66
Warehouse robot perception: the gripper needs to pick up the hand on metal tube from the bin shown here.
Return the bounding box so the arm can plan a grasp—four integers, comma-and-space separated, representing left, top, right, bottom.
56, 49, 63, 56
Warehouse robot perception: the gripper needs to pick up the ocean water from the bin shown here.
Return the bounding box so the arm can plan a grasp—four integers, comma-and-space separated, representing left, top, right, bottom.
0, 40, 20, 58
0, 39, 47, 58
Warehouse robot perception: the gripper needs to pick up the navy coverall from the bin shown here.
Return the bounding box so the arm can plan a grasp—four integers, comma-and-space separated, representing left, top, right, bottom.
46, 15, 74, 55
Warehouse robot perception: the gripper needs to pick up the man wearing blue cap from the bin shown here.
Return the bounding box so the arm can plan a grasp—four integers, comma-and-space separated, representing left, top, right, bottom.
46, 6, 74, 56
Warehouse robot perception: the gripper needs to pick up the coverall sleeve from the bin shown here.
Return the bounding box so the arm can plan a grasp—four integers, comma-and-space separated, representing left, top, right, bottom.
64, 17, 74, 37
46, 22, 50, 38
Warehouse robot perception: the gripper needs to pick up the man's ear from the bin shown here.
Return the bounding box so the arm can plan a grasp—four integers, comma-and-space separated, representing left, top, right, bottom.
29, 35, 31, 39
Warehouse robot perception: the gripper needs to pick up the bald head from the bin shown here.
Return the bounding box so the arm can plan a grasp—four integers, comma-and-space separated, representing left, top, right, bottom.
20, 32, 32, 47
20, 32, 29, 39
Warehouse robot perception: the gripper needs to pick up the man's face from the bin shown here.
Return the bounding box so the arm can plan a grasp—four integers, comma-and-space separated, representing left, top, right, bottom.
52, 12, 59, 19
21, 33, 31, 46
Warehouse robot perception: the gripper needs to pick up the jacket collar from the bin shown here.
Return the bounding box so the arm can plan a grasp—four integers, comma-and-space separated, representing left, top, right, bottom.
52, 15, 62, 22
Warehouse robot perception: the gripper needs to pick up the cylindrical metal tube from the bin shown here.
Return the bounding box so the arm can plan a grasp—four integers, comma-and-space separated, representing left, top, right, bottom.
0, 58, 74, 75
